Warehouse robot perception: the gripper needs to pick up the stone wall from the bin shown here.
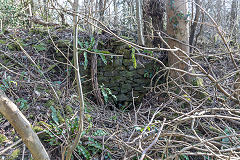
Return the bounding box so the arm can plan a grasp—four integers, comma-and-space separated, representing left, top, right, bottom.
78, 40, 163, 104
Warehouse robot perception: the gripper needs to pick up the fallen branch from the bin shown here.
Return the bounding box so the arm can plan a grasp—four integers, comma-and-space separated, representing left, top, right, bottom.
0, 90, 50, 160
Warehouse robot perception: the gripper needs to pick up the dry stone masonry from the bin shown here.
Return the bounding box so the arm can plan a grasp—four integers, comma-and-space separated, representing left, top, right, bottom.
79, 40, 163, 104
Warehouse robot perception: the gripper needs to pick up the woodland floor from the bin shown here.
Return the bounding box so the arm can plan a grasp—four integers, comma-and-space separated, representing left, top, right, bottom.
0, 28, 240, 160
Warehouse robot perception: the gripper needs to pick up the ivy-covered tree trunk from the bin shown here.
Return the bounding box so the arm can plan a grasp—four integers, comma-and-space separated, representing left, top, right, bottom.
166, 0, 189, 78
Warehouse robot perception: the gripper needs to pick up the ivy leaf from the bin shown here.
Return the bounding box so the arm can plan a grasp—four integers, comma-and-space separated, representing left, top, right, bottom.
90, 36, 95, 47
85, 41, 89, 48
93, 129, 107, 136
33, 43, 47, 51
93, 49, 108, 65
88, 137, 102, 150
101, 88, 108, 102
179, 154, 190, 160
78, 40, 84, 48
50, 106, 59, 125
99, 54, 107, 65
77, 145, 91, 160
112, 95, 117, 101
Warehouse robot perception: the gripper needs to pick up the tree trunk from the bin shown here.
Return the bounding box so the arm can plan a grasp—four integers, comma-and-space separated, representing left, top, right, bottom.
143, 0, 153, 48
194, 12, 204, 46
136, 0, 145, 45
65, 0, 85, 159
230, 0, 237, 28
230, 0, 237, 42
24, 0, 34, 28
43, 0, 48, 21
91, 39, 104, 106
113, 0, 118, 30
0, 91, 50, 160
189, 0, 201, 50
167, 0, 189, 78
149, 0, 165, 47
216, 0, 222, 24
99, 0, 104, 21
152, 14, 163, 47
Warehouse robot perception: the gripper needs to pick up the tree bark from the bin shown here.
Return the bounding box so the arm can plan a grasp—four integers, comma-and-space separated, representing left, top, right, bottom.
113, 0, 118, 30
166, 0, 189, 78
189, 0, 201, 50
99, 0, 104, 21
143, 0, 153, 48
136, 0, 145, 45
0, 90, 50, 160
149, 0, 165, 47
91, 39, 104, 106
230, 0, 237, 42
194, 12, 204, 46
65, 0, 85, 159
43, 0, 48, 21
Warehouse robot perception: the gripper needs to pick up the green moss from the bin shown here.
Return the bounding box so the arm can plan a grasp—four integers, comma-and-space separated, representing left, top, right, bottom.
7, 43, 18, 51
30, 28, 48, 35
29, 114, 34, 120
11, 130, 15, 135
56, 90, 62, 97
65, 105, 73, 114
7, 40, 26, 51
45, 100, 55, 108
32, 125, 49, 140
33, 125, 44, 132
56, 39, 71, 48
8, 149, 20, 160
0, 39, 6, 44
14, 136, 19, 142
0, 134, 7, 144
57, 111, 65, 124
33, 42, 47, 51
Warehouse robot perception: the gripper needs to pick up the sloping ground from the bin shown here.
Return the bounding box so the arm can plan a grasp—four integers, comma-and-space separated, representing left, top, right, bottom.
0, 28, 240, 159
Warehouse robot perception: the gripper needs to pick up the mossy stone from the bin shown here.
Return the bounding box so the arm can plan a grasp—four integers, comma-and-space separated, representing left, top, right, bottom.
104, 71, 115, 77
115, 66, 125, 71
123, 59, 132, 66
113, 58, 123, 66
98, 76, 111, 82
121, 84, 132, 93
137, 69, 145, 75
112, 76, 126, 83
117, 94, 128, 101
